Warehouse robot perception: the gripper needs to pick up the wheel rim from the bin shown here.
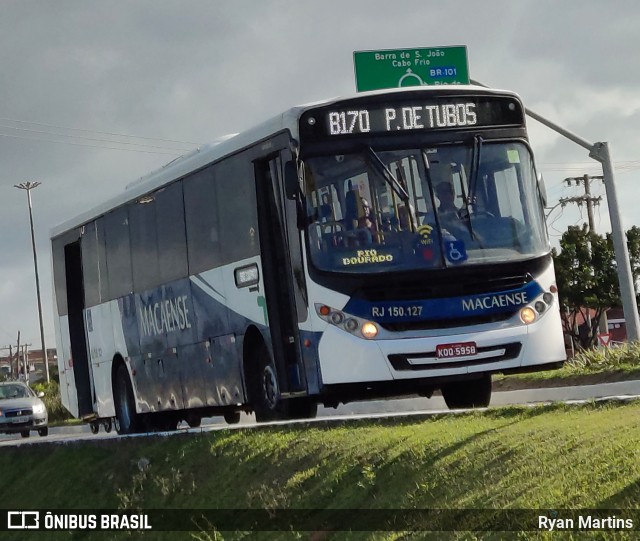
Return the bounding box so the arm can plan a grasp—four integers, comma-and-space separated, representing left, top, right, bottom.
262, 364, 279, 410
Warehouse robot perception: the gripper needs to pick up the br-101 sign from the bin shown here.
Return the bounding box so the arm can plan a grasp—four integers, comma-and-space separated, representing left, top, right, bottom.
353, 46, 470, 92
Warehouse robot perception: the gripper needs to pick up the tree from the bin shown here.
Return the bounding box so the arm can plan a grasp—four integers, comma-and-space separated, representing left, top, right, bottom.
553, 224, 640, 350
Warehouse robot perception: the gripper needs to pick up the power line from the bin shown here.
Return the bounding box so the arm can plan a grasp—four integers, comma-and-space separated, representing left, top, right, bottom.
0, 123, 193, 152
559, 174, 604, 233
0, 131, 182, 156
0, 116, 201, 146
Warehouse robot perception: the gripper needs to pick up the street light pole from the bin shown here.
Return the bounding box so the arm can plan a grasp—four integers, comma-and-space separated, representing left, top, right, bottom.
14, 181, 50, 383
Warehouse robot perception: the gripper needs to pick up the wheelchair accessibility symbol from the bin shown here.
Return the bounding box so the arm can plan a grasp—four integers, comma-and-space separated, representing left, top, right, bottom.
444, 240, 467, 263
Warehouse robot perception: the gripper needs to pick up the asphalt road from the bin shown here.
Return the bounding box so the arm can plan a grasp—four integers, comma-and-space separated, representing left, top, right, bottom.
2, 379, 639, 448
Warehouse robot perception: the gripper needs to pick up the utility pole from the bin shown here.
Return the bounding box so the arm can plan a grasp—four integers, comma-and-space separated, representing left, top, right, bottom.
561, 174, 611, 336
560, 174, 603, 233
14, 181, 50, 382
22, 344, 29, 384
16, 331, 20, 380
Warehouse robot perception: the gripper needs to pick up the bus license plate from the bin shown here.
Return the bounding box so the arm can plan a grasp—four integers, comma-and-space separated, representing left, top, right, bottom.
436, 342, 477, 359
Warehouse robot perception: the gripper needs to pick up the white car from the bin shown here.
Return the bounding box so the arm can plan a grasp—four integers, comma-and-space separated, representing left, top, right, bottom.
0, 381, 48, 437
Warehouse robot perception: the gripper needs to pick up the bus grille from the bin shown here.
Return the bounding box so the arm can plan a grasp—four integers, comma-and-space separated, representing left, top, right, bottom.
359, 273, 532, 302
356, 271, 532, 331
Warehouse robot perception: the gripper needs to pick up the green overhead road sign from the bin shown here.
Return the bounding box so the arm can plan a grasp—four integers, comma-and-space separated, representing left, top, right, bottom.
353, 46, 469, 92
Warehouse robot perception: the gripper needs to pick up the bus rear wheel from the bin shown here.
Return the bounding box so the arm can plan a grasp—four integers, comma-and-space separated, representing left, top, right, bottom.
114, 365, 140, 434
251, 344, 286, 422
185, 413, 201, 428
441, 375, 492, 410
223, 411, 241, 425
288, 397, 318, 420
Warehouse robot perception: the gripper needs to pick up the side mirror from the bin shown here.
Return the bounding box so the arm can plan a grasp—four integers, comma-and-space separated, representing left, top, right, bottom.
284, 161, 299, 200
537, 173, 548, 208
37, 391, 45, 398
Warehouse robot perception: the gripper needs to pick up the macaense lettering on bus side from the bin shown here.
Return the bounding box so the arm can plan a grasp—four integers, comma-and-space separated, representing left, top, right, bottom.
139, 295, 192, 338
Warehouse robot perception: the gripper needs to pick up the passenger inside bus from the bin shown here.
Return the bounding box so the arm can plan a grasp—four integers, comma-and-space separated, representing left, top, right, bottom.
355, 198, 378, 245
318, 193, 333, 222
435, 182, 460, 217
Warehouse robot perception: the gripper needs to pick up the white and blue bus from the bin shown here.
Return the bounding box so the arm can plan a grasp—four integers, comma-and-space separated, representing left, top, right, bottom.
51, 85, 565, 434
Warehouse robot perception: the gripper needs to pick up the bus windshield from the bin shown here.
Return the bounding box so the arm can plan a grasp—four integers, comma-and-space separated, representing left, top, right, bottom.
303, 141, 549, 274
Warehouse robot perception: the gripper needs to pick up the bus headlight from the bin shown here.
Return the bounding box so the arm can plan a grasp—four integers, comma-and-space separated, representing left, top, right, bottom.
361, 322, 378, 339
520, 307, 537, 325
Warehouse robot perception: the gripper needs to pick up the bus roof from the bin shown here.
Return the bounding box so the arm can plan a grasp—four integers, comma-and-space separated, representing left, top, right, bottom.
50, 84, 518, 239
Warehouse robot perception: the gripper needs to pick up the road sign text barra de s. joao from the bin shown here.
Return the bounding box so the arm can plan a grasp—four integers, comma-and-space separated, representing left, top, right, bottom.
353, 46, 469, 92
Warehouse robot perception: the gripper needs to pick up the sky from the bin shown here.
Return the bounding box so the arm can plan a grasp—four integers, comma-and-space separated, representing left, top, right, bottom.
1, 0, 639, 352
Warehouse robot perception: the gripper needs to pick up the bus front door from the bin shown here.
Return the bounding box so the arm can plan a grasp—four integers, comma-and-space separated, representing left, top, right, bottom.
254, 155, 307, 396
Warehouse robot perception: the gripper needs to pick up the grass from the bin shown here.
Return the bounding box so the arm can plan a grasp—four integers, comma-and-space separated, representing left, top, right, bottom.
494, 341, 640, 391
1, 401, 640, 540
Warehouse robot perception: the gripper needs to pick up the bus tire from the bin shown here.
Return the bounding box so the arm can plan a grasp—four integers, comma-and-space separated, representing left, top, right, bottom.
251, 343, 286, 422
224, 411, 241, 425
287, 397, 318, 420
146, 413, 178, 432
441, 375, 492, 410
185, 413, 201, 428
114, 365, 140, 434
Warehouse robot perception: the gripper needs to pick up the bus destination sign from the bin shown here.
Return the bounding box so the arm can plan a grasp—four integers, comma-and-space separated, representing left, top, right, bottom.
300, 96, 524, 140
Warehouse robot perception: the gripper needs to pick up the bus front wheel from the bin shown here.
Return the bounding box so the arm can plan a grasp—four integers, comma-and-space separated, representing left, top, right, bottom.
441, 375, 492, 410
114, 365, 140, 434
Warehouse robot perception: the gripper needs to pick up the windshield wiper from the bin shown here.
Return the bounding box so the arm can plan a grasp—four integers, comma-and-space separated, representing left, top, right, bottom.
457, 135, 484, 247
365, 147, 410, 203
468, 135, 484, 205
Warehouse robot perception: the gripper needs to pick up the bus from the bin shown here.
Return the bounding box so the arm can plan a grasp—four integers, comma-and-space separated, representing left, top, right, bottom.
51, 84, 566, 434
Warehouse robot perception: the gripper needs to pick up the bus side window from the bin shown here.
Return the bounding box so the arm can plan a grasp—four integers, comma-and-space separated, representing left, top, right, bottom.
81, 219, 108, 307
216, 157, 259, 265
104, 207, 133, 299
130, 195, 160, 292
184, 166, 220, 273
156, 182, 188, 283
